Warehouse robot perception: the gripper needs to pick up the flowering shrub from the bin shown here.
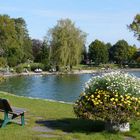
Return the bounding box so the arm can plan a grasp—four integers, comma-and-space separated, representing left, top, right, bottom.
74, 72, 140, 124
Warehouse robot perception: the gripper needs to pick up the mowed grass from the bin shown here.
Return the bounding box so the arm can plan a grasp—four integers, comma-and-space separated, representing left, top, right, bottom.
0, 92, 140, 140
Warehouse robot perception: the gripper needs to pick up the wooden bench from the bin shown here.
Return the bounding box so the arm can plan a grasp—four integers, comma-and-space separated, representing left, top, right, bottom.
0, 98, 25, 128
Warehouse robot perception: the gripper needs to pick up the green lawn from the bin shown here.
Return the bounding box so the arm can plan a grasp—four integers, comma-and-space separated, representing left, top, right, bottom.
0, 92, 139, 140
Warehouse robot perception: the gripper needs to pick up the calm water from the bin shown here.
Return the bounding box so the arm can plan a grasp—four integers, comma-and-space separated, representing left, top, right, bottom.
0, 74, 92, 102
0, 71, 140, 102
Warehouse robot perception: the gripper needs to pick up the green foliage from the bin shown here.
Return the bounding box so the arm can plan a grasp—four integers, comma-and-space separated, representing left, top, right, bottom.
0, 15, 20, 64
74, 72, 140, 125
89, 40, 109, 65
0, 57, 7, 67
32, 39, 50, 68
32, 39, 43, 62
15, 65, 24, 73
110, 40, 136, 65
128, 14, 140, 41
47, 18, 86, 68
30, 63, 45, 71
7, 57, 19, 67
98, 63, 119, 69
81, 45, 88, 64
40, 40, 49, 65
0, 15, 33, 67
106, 43, 113, 62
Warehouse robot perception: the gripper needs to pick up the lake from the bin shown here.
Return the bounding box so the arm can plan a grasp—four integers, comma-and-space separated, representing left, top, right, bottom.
0, 71, 140, 102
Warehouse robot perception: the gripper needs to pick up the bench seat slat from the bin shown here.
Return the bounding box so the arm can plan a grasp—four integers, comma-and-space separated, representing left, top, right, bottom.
11, 107, 25, 115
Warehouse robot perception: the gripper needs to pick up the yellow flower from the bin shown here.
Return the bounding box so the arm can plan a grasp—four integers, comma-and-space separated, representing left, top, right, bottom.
91, 95, 94, 98
126, 96, 130, 99
92, 99, 94, 102
110, 98, 114, 101
97, 95, 100, 98
115, 94, 118, 97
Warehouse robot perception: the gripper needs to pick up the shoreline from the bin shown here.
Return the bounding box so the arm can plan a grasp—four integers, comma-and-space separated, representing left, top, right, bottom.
1, 68, 140, 77
1, 91, 73, 104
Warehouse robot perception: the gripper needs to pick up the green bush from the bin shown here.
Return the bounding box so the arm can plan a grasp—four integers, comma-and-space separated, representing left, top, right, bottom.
7, 57, 19, 67
98, 63, 119, 69
0, 57, 7, 67
19, 63, 31, 71
15, 65, 24, 73
74, 72, 140, 125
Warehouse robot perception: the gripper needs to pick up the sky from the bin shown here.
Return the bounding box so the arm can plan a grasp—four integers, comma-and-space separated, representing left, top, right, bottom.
0, 0, 140, 47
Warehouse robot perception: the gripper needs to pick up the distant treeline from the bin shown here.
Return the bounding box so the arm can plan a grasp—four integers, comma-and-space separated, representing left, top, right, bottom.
0, 14, 140, 70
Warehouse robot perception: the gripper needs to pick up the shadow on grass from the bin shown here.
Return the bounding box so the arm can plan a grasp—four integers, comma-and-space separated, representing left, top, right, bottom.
36, 118, 105, 133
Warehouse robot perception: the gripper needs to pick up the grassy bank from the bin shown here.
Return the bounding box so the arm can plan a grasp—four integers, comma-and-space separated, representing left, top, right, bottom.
0, 92, 139, 140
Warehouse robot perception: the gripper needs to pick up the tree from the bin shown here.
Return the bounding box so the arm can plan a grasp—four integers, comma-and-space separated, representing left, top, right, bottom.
88, 40, 109, 65
40, 40, 49, 65
110, 40, 136, 65
13, 18, 33, 62
0, 15, 21, 66
128, 14, 140, 41
133, 48, 140, 63
0, 15, 33, 66
32, 39, 49, 66
32, 39, 43, 62
106, 42, 112, 62
81, 45, 88, 64
127, 45, 137, 63
46, 19, 86, 69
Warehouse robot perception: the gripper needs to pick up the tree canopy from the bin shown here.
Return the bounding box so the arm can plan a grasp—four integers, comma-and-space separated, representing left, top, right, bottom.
88, 39, 109, 65
0, 14, 139, 69
0, 15, 33, 67
110, 40, 136, 65
46, 19, 87, 67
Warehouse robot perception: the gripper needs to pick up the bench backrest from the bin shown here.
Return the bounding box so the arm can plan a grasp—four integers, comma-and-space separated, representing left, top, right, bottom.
0, 98, 12, 112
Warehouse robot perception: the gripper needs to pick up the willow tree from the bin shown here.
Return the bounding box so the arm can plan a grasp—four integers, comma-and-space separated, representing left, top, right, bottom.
46, 19, 86, 69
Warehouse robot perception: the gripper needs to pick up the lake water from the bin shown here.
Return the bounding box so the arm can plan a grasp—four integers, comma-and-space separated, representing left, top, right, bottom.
0, 71, 140, 102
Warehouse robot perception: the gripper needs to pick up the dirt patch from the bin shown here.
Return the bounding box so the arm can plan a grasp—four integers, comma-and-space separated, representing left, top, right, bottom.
37, 134, 60, 138
32, 126, 54, 132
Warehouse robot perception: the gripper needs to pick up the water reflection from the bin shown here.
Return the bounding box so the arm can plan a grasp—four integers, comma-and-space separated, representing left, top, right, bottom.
0, 74, 92, 102
0, 71, 139, 102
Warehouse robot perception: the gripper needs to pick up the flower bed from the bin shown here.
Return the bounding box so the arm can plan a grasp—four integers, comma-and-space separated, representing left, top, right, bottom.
74, 71, 140, 131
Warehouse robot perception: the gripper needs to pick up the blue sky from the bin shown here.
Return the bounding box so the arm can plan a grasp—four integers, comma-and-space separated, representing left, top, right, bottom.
0, 0, 140, 47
